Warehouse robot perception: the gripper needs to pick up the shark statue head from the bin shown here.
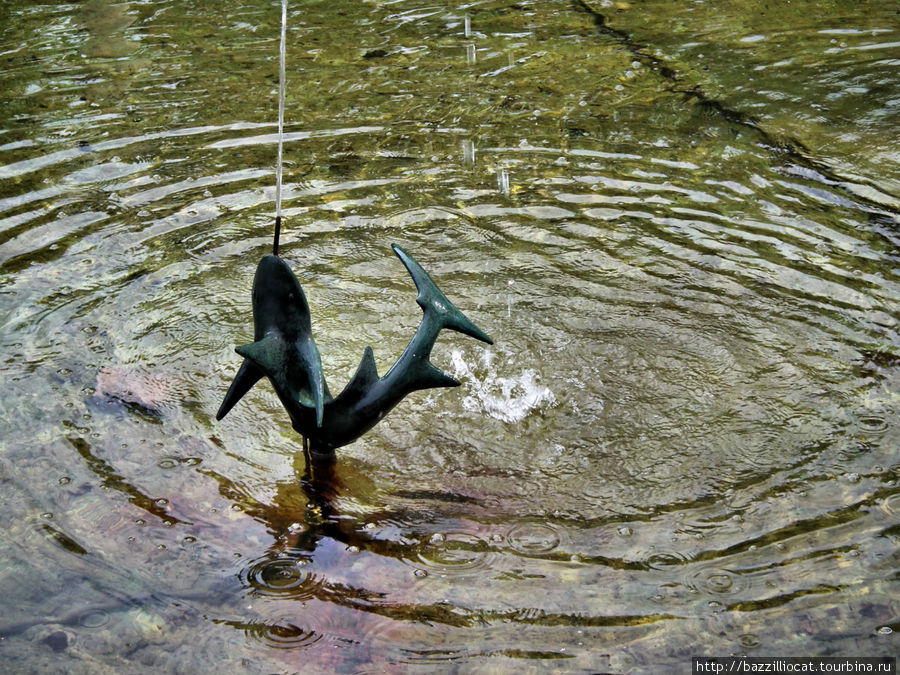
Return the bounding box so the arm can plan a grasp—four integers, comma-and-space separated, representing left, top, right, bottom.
217, 254, 326, 427
217, 246, 492, 452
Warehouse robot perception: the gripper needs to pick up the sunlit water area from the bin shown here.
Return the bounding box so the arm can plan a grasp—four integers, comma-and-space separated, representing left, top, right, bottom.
1, 0, 898, 671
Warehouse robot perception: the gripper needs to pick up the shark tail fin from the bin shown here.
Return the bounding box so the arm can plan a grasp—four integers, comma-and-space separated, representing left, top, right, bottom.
216, 358, 265, 420
391, 244, 493, 345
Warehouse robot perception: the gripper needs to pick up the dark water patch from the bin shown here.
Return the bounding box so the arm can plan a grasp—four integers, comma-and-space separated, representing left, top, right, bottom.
38, 523, 88, 556
726, 584, 844, 613
63, 433, 190, 526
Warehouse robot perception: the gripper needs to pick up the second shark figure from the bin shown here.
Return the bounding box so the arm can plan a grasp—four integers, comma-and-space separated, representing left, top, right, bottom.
216, 245, 493, 452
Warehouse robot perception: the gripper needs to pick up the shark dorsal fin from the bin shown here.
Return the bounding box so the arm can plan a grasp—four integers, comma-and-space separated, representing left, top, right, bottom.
339, 346, 379, 400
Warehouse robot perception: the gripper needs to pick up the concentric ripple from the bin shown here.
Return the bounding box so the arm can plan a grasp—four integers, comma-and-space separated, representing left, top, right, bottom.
688, 566, 748, 596
245, 618, 324, 650
641, 549, 692, 571
415, 532, 494, 574
239, 553, 322, 599
507, 523, 561, 555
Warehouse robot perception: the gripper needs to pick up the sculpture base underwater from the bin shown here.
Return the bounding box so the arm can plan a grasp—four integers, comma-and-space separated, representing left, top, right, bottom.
216, 245, 493, 452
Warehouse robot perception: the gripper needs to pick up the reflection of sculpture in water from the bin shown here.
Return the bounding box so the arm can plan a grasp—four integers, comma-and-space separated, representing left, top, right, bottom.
209, 448, 479, 648
216, 244, 493, 453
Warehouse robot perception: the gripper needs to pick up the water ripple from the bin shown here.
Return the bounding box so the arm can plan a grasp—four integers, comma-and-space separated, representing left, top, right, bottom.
413, 532, 495, 575
243, 618, 324, 650
688, 566, 748, 596
239, 552, 322, 600
507, 523, 562, 555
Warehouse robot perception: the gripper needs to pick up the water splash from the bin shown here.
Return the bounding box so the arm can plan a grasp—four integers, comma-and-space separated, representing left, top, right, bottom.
450, 350, 557, 423
497, 169, 510, 196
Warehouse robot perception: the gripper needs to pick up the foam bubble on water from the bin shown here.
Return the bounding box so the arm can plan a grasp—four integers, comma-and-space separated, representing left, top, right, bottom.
450, 350, 557, 423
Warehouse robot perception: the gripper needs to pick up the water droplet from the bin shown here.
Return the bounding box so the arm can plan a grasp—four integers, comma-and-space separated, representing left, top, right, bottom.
466, 44, 476, 65
287, 522, 305, 535
876, 626, 892, 635
617, 526, 633, 537
346, 545, 359, 554
497, 169, 510, 196
461, 139, 475, 166
40, 512, 53, 519
183, 536, 196, 543
414, 568, 427, 578
156, 458, 177, 470
155, 498, 168, 507
430, 533, 446, 544
58, 477, 71, 485
135, 519, 146, 526
231, 504, 243, 511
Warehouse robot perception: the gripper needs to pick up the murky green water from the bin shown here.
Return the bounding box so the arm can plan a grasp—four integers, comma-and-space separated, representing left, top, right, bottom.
1, 0, 898, 671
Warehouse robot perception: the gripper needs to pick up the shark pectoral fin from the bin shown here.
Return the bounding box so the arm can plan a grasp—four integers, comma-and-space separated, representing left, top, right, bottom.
296, 336, 326, 428
238, 334, 327, 428
341, 346, 379, 400
216, 358, 265, 420
391, 244, 493, 345
235, 334, 283, 374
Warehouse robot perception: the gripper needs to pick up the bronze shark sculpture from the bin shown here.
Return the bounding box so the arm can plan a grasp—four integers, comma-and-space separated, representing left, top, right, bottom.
216, 245, 492, 452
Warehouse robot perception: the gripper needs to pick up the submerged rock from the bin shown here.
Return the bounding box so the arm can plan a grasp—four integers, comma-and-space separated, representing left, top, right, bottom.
94, 366, 184, 414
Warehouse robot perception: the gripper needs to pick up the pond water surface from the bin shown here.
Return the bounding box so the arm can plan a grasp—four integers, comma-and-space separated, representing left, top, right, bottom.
1, 0, 898, 672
